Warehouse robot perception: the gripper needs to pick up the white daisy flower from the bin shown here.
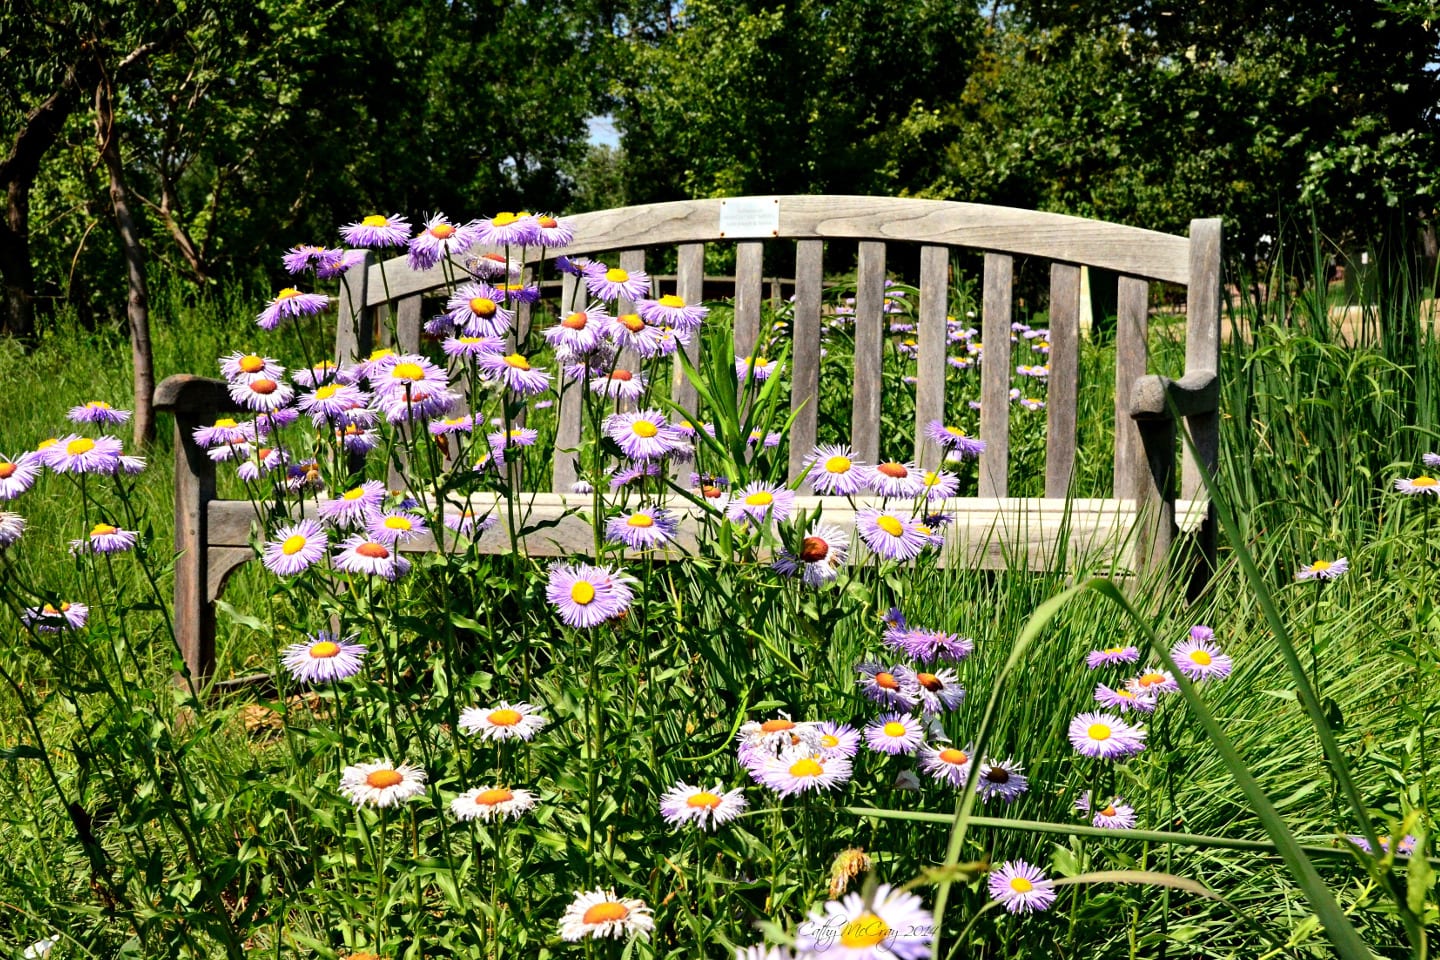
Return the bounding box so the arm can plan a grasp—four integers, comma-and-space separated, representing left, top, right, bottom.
449, 785, 536, 822
339, 759, 426, 808
558, 888, 654, 942
458, 701, 549, 741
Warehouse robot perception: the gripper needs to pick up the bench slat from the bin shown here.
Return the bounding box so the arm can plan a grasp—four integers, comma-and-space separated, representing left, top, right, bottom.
914, 245, 949, 470
1114, 276, 1149, 498
734, 241, 764, 360
396, 294, 422, 353
617, 249, 646, 377
979, 253, 1012, 497
550, 272, 586, 491
1045, 262, 1081, 497
671, 243, 705, 416
1183, 218, 1222, 500
851, 241, 887, 463
789, 240, 824, 487
336, 251, 374, 364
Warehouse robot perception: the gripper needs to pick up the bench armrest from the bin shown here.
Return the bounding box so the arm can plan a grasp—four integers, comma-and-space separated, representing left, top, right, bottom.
154, 374, 244, 415
1128, 370, 1218, 420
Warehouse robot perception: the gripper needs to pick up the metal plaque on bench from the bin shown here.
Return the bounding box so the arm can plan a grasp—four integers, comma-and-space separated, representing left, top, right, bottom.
718, 197, 780, 238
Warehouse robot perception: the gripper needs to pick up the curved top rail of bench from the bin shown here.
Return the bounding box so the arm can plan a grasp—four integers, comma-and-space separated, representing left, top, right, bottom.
361, 196, 1197, 303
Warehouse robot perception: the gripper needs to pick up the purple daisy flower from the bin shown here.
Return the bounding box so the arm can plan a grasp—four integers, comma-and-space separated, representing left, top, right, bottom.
442, 334, 506, 360
67, 400, 131, 425
373, 355, 449, 400
487, 427, 539, 462
281, 244, 345, 275
70, 521, 138, 555
0, 453, 42, 500
637, 294, 708, 333
1069, 711, 1147, 759
1085, 645, 1141, 669
319, 481, 387, 526
341, 213, 412, 248
533, 213, 574, 247
282, 632, 367, 684
584, 262, 651, 302
758, 750, 852, 797
1297, 557, 1348, 581
735, 356, 780, 384
429, 414, 474, 437
262, 519, 328, 576
45, 435, 123, 475
477, 352, 551, 396
444, 507, 499, 538
467, 251, 521, 280
589, 368, 648, 401
1395, 475, 1440, 496
445, 282, 515, 338
976, 757, 1028, 803
333, 536, 411, 580
317, 249, 368, 279
407, 214, 480, 271
1127, 668, 1180, 697
1091, 797, 1137, 830
815, 721, 861, 758
291, 361, 341, 391
0, 512, 25, 548
918, 743, 974, 787
805, 444, 868, 495
772, 523, 850, 586
604, 411, 683, 461
924, 420, 986, 459
1095, 682, 1157, 714
256, 287, 331, 331
546, 306, 610, 354
856, 509, 929, 561
988, 861, 1056, 914
605, 312, 668, 357
21, 601, 89, 632
605, 507, 678, 550
1171, 635, 1233, 681
864, 712, 925, 755
727, 482, 795, 525
236, 445, 288, 482
337, 425, 379, 454
920, 469, 959, 501
658, 781, 747, 831
364, 510, 428, 546
298, 384, 371, 426
377, 388, 458, 424
228, 377, 294, 413
856, 662, 921, 709
866, 460, 927, 499
475, 211, 540, 246
545, 562, 636, 628
909, 666, 965, 714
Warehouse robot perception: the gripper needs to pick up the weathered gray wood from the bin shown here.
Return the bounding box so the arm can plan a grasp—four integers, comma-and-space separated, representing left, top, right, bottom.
1183, 218, 1223, 500
515, 264, 535, 343
396, 294, 422, 353
1113, 276, 1149, 499
551, 272, 586, 491
789, 240, 824, 487
336, 250, 373, 364
914, 245, 949, 469
1134, 417, 1177, 578
616, 249, 646, 374
1129, 371, 1218, 419
851, 241, 887, 464
671, 243, 706, 416
1045, 262, 1081, 498
734, 241, 764, 360
979, 254, 1013, 497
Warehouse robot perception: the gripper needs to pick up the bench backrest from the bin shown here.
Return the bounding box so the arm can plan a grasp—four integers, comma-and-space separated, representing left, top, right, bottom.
334, 196, 1221, 503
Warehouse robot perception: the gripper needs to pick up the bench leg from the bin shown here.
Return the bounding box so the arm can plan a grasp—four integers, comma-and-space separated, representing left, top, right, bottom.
172, 411, 217, 686
1134, 417, 1176, 579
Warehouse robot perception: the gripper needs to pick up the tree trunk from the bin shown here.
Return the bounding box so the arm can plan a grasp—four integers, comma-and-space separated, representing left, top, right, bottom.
95, 78, 155, 446
0, 180, 34, 338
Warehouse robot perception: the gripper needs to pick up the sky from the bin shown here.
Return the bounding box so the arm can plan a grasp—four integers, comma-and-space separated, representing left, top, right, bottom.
586, 115, 621, 149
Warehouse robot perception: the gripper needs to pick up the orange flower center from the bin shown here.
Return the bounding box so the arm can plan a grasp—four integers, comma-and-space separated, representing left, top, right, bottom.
799, 536, 829, 562
1138, 672, 1166, 687
618, 313, 645, 332
562, 311, 588, 329
875, 672, 899, 690
0, 464, 15, 479
475, 787, 514, 806
760, 719, 795, 733
917, 672, 942, 691
365, 769, 404, 789
310, 641, 341, 658
238, 355, 265, 373
487, 709, 522, 726
877, 462, 908, 478
356, 542, 390, 559
610, 369, 633, 382
250, 378, 278, 395
429, 223, 456, 239
537, 215, 558, 228
938, 748, 969, 765
686, 791, 722, 809
1100, 805, 1118, 817
581, 902, 629, 925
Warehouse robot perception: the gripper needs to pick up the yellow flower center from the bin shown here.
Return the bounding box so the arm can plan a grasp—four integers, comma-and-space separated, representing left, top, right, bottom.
1103, 646, 1125, 655
315, 384, 339, 400
659, 294, 685, 307
562, 311, 588, 329
876, 515, 905, 537
537, 215, 558, 228
1009, 876, 1034, 893
356, 542, 390, 559
492, 212, 520, 226
469, 297, 497, 317
744, 491, 774, 507
627, 514, 655, 528
90, 523, 118, 536
429, 223, 456, 239
1087, 723, 1113, 741
877, 462, 908, 479
946, 425, 965, 436
631, 420, 659, 438
1415, 476, 1438, 487
840, 914, 890, 949
383, 516, 412, 531
939, 748, 969, 765
277, 287, 300, 299
487, 709, 522, 726
924, 472, 943, 487
0, 464, 17, 479
475, 787, 514, 806
789, 757, 824, 777
503, 353, 530, 370
281, 534, 308, 555
342, 487, 368, 500
310, 641, 341, 658
362, 214, 389, 227
604, 268, 630, 283
86, 400, 111, 409
368, 349, 394, 361
619, 313, 645, 332
1310, 560, 1332, 571
365, 769, 404, 789
581, 902, 629, 925
821, 734, 840, 748
36, 438, 57, 450
66, 438, 96, 456
570, 581, 596, 604
1189, 650, 1213, 666
882, 721, 907, 737
825, 455, 852, 473
761, 719, 795, 733
686, 791, 722, 809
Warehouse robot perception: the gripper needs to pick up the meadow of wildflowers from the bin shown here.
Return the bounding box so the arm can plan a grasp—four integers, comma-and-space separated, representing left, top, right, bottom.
0, 216, 1435, 959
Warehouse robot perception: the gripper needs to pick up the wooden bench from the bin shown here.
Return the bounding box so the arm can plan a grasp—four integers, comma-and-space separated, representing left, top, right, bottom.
155, 196, 1221, 684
